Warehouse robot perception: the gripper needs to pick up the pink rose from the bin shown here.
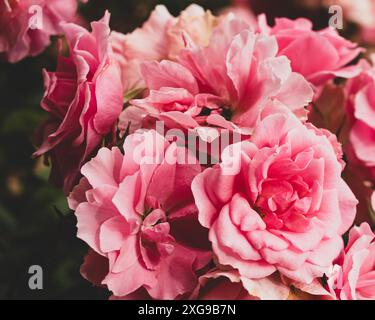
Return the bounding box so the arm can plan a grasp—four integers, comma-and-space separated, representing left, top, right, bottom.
111, 5, 224, 94
258, 15, 362, 86
0, 0, 83, 63
166, 4, 223, 61
192, 111, 358, 285
34, 12, 123, 193
126, 19, 312, 133
345, 57, 375, 180
68, 130, 211, 299
110, 5, 173, 93
327, 223, 375, 300
307, 79, 374, 224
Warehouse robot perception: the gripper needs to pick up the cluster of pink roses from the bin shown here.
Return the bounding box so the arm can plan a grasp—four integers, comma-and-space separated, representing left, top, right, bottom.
2, 1, 372, 300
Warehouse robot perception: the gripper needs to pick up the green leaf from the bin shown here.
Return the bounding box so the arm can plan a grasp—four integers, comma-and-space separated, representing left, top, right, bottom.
0, 204, 17, 231
2, 109, 46, 134
123, 88, 145, 104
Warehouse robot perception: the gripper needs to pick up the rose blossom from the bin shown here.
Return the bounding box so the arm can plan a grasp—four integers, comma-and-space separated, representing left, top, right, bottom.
111, 4, 224, 94
327, 222, 375, 300
0, 0, 84, 63
124, 18, 313, 133
344, 56, 375, 221
166, 4, 223, 61
192, 111, 358, 285
306, 79, 375, 224
345, 57, 375, 180
258, 15, 362, 86
33, 12, 123, 193
68, 130, 211, 299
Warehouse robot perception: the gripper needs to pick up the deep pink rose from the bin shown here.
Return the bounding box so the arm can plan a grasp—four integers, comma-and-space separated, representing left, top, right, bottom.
109, 5, 173, 93
192, 111, 358, 284
327, 223, 375, 300
80, 249, 109, 288
34, 12, 123, 193
258, 15, 362, 86
125, 18, 312, 133
0, 0, 83, 63
345, 57, 375, 180
68, 130, 211, 299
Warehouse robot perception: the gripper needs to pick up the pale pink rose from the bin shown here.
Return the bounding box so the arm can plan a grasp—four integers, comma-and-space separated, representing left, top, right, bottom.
258, 15, 362, 86
127, 19, 313, 133
166, 4, 223, 61
345, 57, 375, 180
0, 0, 84, 63
327, 223, 375, 300
111, 5, 224, 94
68, 130, 211, 299
34, 12, 123, 193
110, 5, 174, 93
120, 5, 174, 62
192, 111, 358, 285
306, 80, 374, 224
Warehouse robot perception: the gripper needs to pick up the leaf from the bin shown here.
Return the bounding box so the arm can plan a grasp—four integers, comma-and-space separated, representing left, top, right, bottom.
123, 88, 145, 104
2, 109, 46, 134
0, 204, 17, 231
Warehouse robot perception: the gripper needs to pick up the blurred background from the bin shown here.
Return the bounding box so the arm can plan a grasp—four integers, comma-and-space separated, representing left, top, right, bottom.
0, 0, 367, 299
